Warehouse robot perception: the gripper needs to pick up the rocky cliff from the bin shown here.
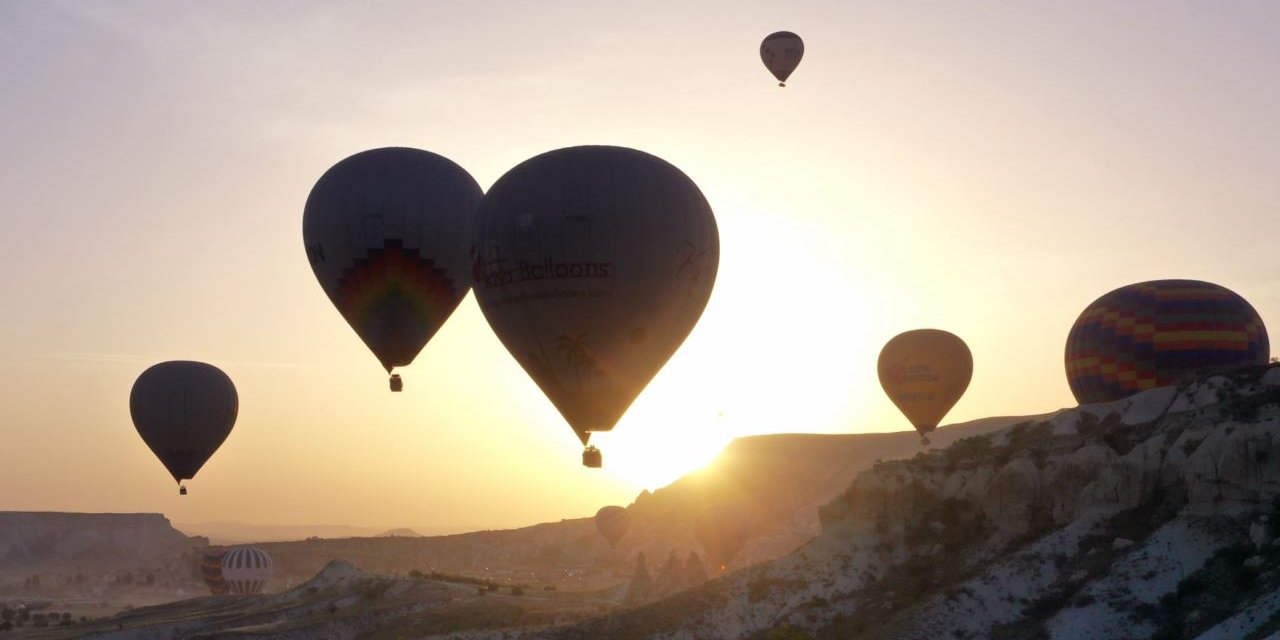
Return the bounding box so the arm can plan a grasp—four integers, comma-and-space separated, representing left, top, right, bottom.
532, 364, 1280, 640
619, 412, 1053, 571
0, 512, 201, 569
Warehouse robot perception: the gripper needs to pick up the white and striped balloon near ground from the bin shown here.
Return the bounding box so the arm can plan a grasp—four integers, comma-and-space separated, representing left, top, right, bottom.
220, 546, 273, 595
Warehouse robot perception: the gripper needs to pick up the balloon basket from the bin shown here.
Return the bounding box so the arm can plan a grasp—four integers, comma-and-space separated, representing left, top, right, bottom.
179, 485, 188, 496
389, 374, 403, 392
582, 446, 603, 468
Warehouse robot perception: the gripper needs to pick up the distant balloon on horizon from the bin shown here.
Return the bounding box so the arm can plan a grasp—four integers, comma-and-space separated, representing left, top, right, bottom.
129, 361, 238, 494
472, 145, 719, 467
201, 550, 229, 595
221, 546, 273, 595
878, 330, 973, 442
302, 147, 482, 392
595, 506, 631, 548
1065, 279, 1270, 404
760, 31, 804, 87
693, 503, 752, 570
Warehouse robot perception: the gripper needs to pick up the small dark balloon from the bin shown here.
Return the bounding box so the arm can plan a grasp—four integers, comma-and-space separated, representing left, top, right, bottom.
595, 506, 631, 548
694, 504, 752, 570
760, 32, 804, 85
130, 361, 237, 485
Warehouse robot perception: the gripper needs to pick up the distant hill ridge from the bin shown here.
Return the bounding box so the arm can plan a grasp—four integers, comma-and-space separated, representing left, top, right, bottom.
377, 528, 424, 538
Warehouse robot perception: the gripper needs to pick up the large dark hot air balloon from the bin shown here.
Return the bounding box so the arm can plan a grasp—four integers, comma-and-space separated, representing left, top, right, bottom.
200, 550, 229, 595
760, 31, 804, 87
878, 329, 973, 445
693, 504, 751, 571
221, 546, 273, 595
130, 361, 238, 494
473, 146, 719, 467
595, 506, 631, 548
303, 147, 482, 392
1066, 279, 1269, 404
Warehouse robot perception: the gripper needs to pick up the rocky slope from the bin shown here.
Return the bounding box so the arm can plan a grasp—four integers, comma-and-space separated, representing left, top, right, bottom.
624, 412, 1055, 570
253, 413, 1044, 590
526, 365, 1280, 640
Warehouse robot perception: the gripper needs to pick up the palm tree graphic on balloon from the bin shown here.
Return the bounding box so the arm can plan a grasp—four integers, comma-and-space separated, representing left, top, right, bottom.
557, 332, 603, 391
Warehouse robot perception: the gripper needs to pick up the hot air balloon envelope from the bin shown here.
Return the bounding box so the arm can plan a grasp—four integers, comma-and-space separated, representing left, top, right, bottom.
595, 506, 631, 548
693, 504, 752, 570
473, 146, 719, 446
201, 550, 229, 595
760, 31, 804, 86
878, 329, 973, 437
303, 147, 481, 376
221, 546, 273, 595
130, 361, 238, 484
1065, 279, 1269, 404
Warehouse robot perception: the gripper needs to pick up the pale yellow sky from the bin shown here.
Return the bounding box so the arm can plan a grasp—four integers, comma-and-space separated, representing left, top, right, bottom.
0, 1, 1277, 531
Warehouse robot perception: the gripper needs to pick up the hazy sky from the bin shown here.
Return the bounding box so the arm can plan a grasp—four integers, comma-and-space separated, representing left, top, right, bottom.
1, 1, 1278, 532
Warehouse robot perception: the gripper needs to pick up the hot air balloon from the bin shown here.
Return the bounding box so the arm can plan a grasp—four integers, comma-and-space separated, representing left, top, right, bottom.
760, 31, 804, 87
693, 504, 751, 571
303, 147, 482, 392
1065, 279, 1269, 404
472, 146, 719, 468
130, 361, 238, 495
595, 506, 631, 548
878, 329, 973, 445
221, 546, 273, 595
200, 550, 229, 595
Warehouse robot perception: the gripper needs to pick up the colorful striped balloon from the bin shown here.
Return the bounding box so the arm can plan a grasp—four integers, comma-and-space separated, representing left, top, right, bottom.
200, 550, 228, 595
1065, 280, 1269, 404
221, 546, 273, 595
303, 148, 482, 385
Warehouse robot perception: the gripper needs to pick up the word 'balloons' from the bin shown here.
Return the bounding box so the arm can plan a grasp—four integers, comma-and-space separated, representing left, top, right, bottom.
595, 506, 632, 548
221, 546, 273, 595
201, 550, 228, 595
130, 361, 238, 494
878, 329, 973, 444
760, 31, 804, 86
1066, 279, 1269, 404
303, 147, 482, 392
473, 146, 719, 467
693, 504, 752, 571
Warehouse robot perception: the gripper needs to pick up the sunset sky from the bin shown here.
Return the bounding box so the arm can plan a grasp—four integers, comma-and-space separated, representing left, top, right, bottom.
1, 1, 1277, 533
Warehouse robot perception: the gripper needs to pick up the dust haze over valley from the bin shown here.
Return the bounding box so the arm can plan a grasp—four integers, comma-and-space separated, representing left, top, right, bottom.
0, 413, 1040, 637
4, 1, 1280, 639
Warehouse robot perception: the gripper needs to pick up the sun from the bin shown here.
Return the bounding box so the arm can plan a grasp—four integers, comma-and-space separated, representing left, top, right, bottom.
586, 202, 888, 490
591, 404, 733, 490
